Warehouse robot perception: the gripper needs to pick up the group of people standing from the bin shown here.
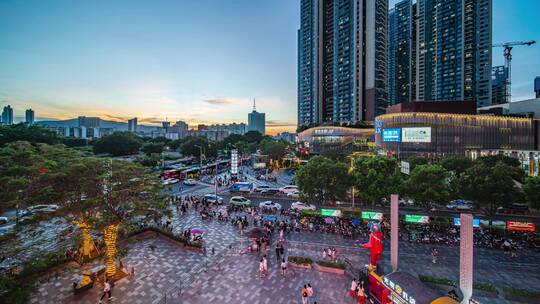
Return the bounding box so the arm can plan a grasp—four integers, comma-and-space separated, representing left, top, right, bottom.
349, 278, 366, 304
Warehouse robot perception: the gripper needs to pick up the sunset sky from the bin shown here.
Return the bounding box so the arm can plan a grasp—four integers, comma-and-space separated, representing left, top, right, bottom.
1, 0, 539, 135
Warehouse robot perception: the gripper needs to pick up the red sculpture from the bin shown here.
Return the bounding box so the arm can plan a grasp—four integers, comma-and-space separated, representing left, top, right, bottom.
361, 224, 384, 268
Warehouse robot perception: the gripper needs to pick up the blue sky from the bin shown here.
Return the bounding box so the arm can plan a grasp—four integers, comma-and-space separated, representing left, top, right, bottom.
1, 0, 539, 133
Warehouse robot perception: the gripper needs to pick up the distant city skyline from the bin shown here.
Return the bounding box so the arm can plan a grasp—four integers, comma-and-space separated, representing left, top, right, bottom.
1, 0, 539, 134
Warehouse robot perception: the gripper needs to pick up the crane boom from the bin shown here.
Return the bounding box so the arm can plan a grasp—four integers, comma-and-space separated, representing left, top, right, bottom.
492, 40, 536, 103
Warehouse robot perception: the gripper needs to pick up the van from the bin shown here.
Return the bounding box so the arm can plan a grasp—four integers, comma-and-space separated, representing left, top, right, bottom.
228, 182, 253, 193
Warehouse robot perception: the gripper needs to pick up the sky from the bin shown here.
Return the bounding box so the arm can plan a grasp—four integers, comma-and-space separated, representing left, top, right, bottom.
1, 0, 539, 134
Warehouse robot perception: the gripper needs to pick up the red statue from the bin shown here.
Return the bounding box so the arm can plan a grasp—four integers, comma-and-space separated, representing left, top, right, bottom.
359, 224, 383, 268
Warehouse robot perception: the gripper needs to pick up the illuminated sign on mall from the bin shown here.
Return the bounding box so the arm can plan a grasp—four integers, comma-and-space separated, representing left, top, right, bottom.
402, 127, 431, 143
361, 211, 383, 220
321, 209, 342, 217
314, 129, 335, 135
382, 128, 401, 142
405, 215, 430, 224
375, 119, 382, 134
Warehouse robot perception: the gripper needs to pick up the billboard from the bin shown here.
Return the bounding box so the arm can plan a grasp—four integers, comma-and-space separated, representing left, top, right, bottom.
405, 215, 430, 224
362, 211, 383, 220
375, 119, 382, 134
454, 217, 480, 228
402, 127, 431, 143
321, 209, 342, 217
507, 221, 536, 232
382, 128, 401, 142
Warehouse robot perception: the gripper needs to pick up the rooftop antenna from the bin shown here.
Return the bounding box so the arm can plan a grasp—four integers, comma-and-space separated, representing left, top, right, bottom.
253, 98, 256, 112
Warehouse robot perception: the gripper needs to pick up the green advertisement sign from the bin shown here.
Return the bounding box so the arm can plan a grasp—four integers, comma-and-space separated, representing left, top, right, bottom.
361, 211, 383, 220
321, 209, 341, 217
405, 214, 430, 224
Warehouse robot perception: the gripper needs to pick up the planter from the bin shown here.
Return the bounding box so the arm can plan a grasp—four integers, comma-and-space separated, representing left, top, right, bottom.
316, 264, 345, 275
289, 262, 312, 270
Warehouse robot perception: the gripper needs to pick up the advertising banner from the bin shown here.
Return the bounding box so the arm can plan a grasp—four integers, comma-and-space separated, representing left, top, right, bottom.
402, 127, 431, 143
382, 128, 401, 142
405, 215, 430, 224
362, 211, 383, 220
454, 217, 480, 227
320, 209, 342, 217
507, 221, 536, 232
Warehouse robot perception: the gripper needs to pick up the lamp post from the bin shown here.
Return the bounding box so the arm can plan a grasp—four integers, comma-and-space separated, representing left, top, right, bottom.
350, 157, 355, 209
195, 145, 204, 177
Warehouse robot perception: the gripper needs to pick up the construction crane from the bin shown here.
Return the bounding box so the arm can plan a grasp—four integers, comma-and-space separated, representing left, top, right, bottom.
492, 40, 536, 103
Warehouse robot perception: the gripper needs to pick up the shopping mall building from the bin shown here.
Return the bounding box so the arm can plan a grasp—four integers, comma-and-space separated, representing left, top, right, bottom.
375, 101, 540, 175
296, 126, 374, 156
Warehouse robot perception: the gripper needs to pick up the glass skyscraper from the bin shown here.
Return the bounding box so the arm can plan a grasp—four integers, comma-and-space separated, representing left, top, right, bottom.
1, 105, 14, 125
298, 0, 388, 127
415, 0, 492, 107
491, 66, 507, 105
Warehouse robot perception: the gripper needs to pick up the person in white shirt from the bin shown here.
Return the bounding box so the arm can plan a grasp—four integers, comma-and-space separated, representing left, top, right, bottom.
99, 278, 112, 303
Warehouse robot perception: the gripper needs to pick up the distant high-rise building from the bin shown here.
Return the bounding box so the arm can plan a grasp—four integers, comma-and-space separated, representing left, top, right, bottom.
298, 0, 388, 126
247, 99, 265, 135
25, 109, 35, 124
162, 121, 171, 130
1, 105, 14, 125
128, 118, 138, 132
415, 0, 492, 108
78, 116, 101, 128
388, 0, 416, 106
535, 76, 540, 98
491, 66, 508, 105
169, 121, 188, 138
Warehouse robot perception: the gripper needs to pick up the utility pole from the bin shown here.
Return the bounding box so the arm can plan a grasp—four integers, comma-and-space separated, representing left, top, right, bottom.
350, 157, 355, 209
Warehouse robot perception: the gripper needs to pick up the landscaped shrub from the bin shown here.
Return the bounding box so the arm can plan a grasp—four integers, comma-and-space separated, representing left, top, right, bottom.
317, 260, 346, 269
288, 256, 313, 265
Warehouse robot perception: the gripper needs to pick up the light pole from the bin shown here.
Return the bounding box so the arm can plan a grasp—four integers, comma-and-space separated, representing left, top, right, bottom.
350, 157, 355, 209
195, 145, 204, 178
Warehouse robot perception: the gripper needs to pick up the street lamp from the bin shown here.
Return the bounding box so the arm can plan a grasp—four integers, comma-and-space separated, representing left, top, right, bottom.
350, 157, 355, 209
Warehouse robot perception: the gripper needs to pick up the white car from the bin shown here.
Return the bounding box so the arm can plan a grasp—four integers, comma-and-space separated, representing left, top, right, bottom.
27, 204, 59, 213
287, 190, 300, 199
204, 194, 224, 204
254, 185, 271, 192
163, 178, 179, 185
0, 217, 8, 225
259, 201, 282, 210
446, 200, 473, 211
280, 185, 298, 194
183, 179, 197, 186
229, 196, 251, 207
291, 201, 316, 211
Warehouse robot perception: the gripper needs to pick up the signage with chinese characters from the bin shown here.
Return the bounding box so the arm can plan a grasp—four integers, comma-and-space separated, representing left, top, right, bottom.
231, 149, 238, 175
382, 128, 401, 142
454, 218, 480, 227
375, 119, 382, 134
401, 127, 431, 143
383, 277, 416, 304
362, 211, 383, 220
507, 221, 536, 232
405, 215, 430, 224
400, 161, 410, 175
314, 128, 335, 135
321, 209, 342, 217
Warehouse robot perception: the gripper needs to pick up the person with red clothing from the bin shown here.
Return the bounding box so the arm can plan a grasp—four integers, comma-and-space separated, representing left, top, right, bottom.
360, 224, 383, 269
356, 281, 365, 304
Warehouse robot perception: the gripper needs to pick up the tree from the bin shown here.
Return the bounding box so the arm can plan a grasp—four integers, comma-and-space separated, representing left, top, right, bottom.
180, 136, 217, 159
352, 156, 402, 205
523, 176, 540, 209
244, 131, 264, 143
457, 162, 522, 214
404, 164, 450, 207
0, 123, 59, 146
477, 155, 524, 182
294, 156, 352, 204
93, 132, 142, 156
141, 142, 164, 155
405, 155, 428, 171
438, 156, 473, 176
260, 139, 288, 160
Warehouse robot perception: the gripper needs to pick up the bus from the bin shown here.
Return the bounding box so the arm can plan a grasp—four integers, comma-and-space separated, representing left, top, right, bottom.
228, 182, 253, 193
162, 169, 186, 180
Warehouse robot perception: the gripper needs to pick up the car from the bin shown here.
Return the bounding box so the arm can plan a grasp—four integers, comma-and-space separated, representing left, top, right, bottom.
229, 196, 251, 207
27, 204, 59, 213
204, 194, 224, 204
287, 190, 300, 199
446, 200, 473, 211
399, 198, 414, 206
254, 185, 271, 192
183, 179, 197, 186
260, 188, 280, 196
163, 178, 179, 185
280, 185, 298, 194
0, 217, 8, 225
259, 201, 282, 210
291, 201, 316, 211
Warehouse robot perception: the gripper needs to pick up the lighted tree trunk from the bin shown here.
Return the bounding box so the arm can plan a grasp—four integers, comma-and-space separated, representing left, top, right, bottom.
73, 220, 95, 258
103, 224, 119, 278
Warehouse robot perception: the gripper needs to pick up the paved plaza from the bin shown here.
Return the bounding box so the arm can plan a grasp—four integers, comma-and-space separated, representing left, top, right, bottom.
27, 209, 540, 304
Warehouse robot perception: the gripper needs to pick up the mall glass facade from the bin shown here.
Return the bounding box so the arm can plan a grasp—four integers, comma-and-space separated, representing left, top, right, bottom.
375, 113, 536, 158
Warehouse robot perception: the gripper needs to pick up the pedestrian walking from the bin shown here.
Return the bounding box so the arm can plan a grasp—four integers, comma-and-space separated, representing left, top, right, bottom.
275, 244, 281, 261
350, 278, 358, 297
259, 258, 265, 278
262, 254, 268, 275
431, 248, 438, 264
356, 281, 365, 304
301, 285, 308, 304
99, 278, 112, 303
280, 258, 287, 277
307, 283, 313, 300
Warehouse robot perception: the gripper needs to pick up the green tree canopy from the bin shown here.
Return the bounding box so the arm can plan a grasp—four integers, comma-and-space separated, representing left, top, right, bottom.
352, 156, 402, 205
438, 156, 473, 176
141, 142, 164, 155
180, 136, 217, 159
523, 176, 540, 209
405, 155, 428, 171
93, 132, 142, 156
243, 130, 264, 143
0, 123, 59, 146
294, 156, 352, 204
260, 139, 288, 160
404, 164, 450, 207
457, 162, 522, 214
